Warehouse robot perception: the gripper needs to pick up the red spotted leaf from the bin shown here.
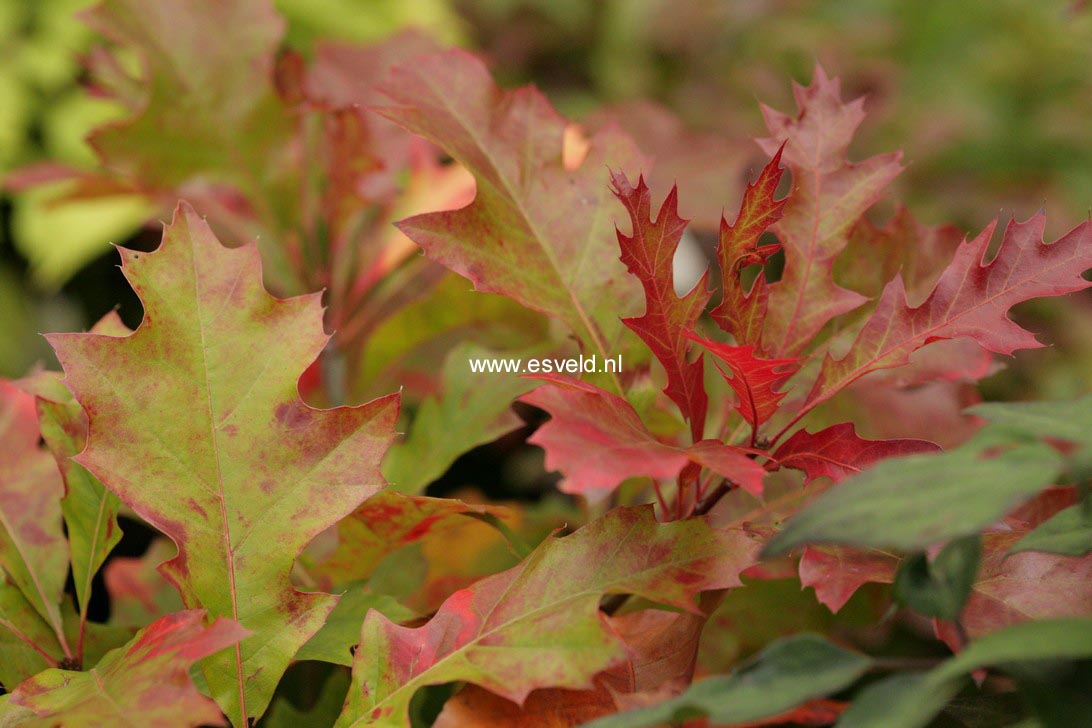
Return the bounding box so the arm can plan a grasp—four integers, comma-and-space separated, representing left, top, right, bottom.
710, 145, 787, 346
757, 67, 903, 358
521, 375, 764, 499
611, 172, 709, 440
46, 203, 400, 724
7, 610, 246, 728
773, 423, 940, 485
808, 214, 1092, 411
684, 331, 800, 438
375, 50, 645, 389
335, 506, 760, 727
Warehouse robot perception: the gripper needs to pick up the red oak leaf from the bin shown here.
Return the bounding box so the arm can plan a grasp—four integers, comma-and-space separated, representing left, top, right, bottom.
710, 145, 787, 347
375, 50, 645, 389
336, 506, 760, 727
799, 545, 898, 613
521, 375, 764, 499
773, 423, 940, 485
808, 214, 1092, 411
8, 610, 246, 727
757, 67, 903, 358
612, 172, 709, 440
684, 331, 800, 437
46, 203, 400, 724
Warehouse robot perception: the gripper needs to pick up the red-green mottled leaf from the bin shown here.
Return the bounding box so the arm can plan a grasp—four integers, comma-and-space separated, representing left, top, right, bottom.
0, 380, 71, 664
685, 331, 800, 435
757, 67, 903, 358
18, 322, 127, 638
774, 423, 940, 485
306, 490, 513, 591
710, 145, 787, 346
808, 215, 1092, 411
83, 0, 292, 189
611, 172, 709, 439
375, 50, 645, 389
522, 375, 765, 499
335, 505, 761, 727
7, 610, 246, 728
46, 204, 400, 724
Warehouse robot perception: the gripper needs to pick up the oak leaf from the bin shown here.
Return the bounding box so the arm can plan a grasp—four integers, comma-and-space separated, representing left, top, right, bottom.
336, 506, 759, 727
47, 203, 400, 724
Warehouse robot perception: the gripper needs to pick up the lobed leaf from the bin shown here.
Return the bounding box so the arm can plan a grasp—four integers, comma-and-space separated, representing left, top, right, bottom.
5, 610, 246, 728
773, 423, 939, 485
757, 67, 902, 358
611, 172, 709, 439
685, 331, 799, 434
709, 145, 786, 346
375, 50, 646, 390
808, 215, 1092, 411
522, 374, 765, 498
335, 505, 760, 726
46, 203, 400, 724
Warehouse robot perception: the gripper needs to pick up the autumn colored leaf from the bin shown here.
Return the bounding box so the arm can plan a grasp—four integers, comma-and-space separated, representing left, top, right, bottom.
799, 546, 897, 613
684, 331, 800, 437
521, 375, 765, 498
936, 491, 1092, 648
710, 145, 787, 346
305, 489, 514, 591
46, 204, 400, 724
103, 539, 184, 628
773, 423, 940, 485
807, 215, 1092, 412
837, 206, 965, 305
764, 443, 1063, 556
584, 633, 871, 728
18, 322, 127, 654
611, 172, 709, 439
758, 67, 902, 358
336, 506, 760, 727
5, 610, 246, 728
0, 380, 72, 666
375, 49, 646, 389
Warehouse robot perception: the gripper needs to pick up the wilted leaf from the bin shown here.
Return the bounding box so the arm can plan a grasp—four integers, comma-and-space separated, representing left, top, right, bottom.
7, 610, 246, 728
46, 204, 400, 724
336, 506, 759, 726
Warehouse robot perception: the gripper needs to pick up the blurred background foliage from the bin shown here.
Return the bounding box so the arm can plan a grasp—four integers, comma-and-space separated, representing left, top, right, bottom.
2, 0, 1091, 388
